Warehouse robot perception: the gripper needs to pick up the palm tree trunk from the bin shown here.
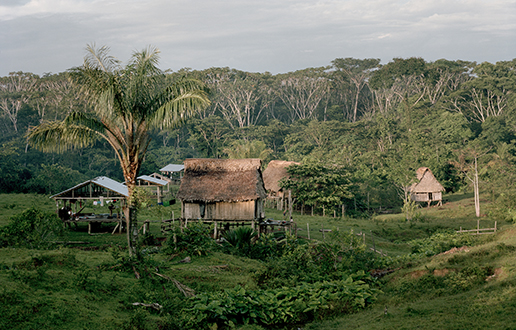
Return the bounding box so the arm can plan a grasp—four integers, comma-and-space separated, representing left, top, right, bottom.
124, 204, 138, 255
124, 173, 139, 256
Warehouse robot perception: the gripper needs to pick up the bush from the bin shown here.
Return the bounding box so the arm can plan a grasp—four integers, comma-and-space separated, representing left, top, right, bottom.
162, 221, 218, 257
409, 231, 475, 256
254, 230, 380, 288
185, 275, 378, 329
0, 207, 64, 248
221, 226, 256, 257
490, 191, 516, 222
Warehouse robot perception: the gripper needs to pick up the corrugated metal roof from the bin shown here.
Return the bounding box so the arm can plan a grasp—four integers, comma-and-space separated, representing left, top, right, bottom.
160, 164, 184, 172
137, 175, 168, 186
50, 176, 129, 199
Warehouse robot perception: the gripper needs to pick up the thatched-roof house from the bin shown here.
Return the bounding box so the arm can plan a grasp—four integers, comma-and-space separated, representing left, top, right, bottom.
177, 158, 267, 223
409, 167, 445, 206
262, 160, 300, 197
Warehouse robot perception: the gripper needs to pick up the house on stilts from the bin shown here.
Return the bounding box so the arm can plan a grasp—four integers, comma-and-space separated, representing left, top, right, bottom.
176, 158, 267, 238
409, 167, 445, 207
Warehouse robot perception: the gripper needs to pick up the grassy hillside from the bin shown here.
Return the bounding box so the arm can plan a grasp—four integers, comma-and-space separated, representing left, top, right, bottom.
1, 192, 515, 329
305, 228, 516, 329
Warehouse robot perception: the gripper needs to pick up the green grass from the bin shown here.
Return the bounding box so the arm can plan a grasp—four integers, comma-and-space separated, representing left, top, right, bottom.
304, 228, 516, 329
1, 192, 515, 329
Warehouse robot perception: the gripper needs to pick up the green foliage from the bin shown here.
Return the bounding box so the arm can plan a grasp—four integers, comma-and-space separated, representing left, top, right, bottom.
223, 140, 273, 161
490, 191, 516, 223
409, 231, 476, 256
0, 207, 64, 248
221, 226, 256, 257
28, 163, 89, 195
254, 230, 382, 288
281, 159, 355, 214
162, 221, 218, 257
250, 231, 300, 261
186, 276, 378, 329
401, 198, 420, 221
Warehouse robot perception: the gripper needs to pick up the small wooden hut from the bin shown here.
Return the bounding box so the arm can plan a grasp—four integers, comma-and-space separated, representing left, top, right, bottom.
177, 158, 267, 236
409, 167, 445, 207
262, 160, 300, 210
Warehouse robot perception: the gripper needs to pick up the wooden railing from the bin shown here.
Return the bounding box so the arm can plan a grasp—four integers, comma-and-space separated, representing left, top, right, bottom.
457, 221, 497, 235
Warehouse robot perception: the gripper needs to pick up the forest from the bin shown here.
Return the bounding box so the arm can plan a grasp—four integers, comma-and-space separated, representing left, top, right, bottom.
1, 56, 516, 216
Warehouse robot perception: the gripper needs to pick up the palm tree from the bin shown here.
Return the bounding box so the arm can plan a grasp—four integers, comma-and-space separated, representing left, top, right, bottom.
26, 45, 210, 254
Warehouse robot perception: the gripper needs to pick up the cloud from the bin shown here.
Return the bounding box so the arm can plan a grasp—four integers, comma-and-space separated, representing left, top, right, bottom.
0, 0, 515, 76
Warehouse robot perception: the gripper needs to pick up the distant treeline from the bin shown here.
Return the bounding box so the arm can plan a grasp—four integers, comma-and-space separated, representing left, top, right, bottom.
1, 57, 515, 216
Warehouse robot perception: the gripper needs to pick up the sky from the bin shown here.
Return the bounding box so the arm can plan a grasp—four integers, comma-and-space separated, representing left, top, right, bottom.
1, 0, 515, 76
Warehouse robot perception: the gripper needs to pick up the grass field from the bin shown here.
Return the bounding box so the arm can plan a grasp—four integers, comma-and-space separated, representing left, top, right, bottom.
1, 192, 515, 329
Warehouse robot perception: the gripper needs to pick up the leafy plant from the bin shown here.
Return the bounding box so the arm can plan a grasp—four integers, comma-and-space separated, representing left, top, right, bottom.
409, 231, 475, 256
221, 226, 256, 257
162, 221, 218, 257
0, 207, 64, 248
186, 275, 378, 329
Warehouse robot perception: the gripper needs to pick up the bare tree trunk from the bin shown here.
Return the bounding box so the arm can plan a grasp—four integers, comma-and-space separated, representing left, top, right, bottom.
474, 157, 480, 217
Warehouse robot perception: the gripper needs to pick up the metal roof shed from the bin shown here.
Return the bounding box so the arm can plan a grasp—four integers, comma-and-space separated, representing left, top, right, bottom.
136, 175, 169, 203
159, 164, 185, 184
159, 164, 184, 173
50, 176, 128, 201
50, 176, 128, 231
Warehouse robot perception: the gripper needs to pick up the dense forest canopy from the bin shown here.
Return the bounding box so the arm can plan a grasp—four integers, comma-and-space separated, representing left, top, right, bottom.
1, 57, 516, 217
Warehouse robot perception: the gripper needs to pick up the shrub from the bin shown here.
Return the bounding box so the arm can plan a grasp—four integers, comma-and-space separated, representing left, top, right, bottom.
185, 274, 378, 329
221, 226, 256, 257
409, 231, 475, 256
162, 221, 218, 257
0, 207, 64, 248
254, 230, 379, 288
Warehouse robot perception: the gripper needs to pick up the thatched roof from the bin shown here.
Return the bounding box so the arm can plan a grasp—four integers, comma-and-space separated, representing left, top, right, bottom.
177, 158, 267, 203
410, 167, 445, 193
262, 160, 300, 193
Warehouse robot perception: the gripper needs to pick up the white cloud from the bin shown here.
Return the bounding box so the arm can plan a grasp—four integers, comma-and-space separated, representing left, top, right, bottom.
0, 0, 515, 76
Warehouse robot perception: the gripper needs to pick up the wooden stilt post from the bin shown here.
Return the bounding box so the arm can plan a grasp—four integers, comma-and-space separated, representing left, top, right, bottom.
307, 223, 310, 240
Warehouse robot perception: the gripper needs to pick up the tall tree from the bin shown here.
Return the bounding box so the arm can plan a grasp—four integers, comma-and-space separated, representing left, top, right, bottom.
0, 72, 38, 132
26, 45, 210, 254
445, 60, 516, 123
276, 67, 330, 123
331, 58, 380, 122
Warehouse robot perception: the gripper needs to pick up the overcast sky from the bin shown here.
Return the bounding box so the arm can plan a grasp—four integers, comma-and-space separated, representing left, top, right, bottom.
1, 0, 515, 76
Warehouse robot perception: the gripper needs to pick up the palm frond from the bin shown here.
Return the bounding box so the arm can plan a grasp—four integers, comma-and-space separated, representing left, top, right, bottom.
26, 119, 100, 153
150, 78, 210, 129
84, 44, 121, 72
